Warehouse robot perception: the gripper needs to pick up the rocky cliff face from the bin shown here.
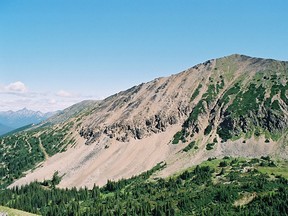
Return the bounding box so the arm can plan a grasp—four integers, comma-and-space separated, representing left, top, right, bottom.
78, 59, 215, 145
6, 54, 288, 189
78, 54, 288, 147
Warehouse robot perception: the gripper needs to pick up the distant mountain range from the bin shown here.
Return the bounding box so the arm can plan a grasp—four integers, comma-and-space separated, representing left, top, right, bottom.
0, 108, 57, 135
0, 123, 13, 136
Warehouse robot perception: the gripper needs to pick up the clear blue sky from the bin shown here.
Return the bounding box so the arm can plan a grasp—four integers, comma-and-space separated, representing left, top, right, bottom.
0, 0, 287, 111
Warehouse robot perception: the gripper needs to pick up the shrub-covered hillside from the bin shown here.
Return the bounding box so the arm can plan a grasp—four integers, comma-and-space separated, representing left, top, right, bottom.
0, 157, 287, 216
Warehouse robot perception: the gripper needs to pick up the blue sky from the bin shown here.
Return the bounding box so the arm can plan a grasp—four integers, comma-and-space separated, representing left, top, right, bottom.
0, 0, 287, 111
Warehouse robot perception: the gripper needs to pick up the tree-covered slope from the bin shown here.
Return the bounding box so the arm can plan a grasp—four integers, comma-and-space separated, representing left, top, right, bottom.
0, 122, 76, 188
0, 157, 287, 216
0, 100, 99, 188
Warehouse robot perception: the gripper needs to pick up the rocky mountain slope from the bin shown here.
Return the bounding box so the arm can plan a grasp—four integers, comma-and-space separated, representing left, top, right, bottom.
2, 54, 287, 189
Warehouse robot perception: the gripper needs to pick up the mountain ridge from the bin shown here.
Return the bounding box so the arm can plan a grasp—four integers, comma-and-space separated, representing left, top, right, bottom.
2, 54, 287, 189
0, 108, 57, 135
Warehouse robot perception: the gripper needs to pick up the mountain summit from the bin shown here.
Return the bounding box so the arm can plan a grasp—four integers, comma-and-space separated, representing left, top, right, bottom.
2, 54, 288, 189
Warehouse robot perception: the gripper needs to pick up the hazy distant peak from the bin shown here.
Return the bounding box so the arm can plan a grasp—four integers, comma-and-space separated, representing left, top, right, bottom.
0, 108, 57, 134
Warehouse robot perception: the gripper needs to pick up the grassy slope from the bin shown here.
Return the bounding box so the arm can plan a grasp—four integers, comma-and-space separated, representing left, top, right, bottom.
0, 206, 39, 216
257, 159, 288, 178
